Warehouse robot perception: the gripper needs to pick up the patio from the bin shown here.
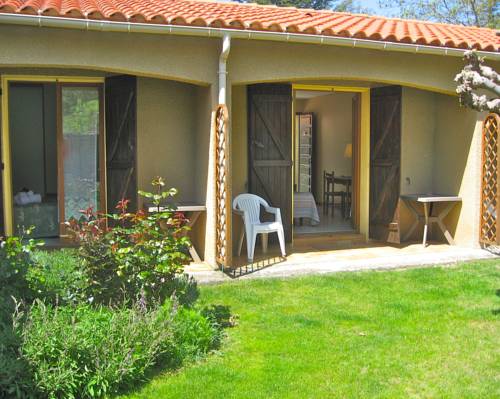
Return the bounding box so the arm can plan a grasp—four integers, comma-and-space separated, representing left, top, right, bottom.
186, 237, 497, 283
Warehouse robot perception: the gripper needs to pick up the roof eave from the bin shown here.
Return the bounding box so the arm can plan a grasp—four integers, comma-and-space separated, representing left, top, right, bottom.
0, 13, 498, 60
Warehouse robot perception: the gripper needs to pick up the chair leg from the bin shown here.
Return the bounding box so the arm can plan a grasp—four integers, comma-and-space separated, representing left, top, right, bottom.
247, 230, 257, 263
237, 225, 245, 257
277, 227, 286, 258
261, 233, 268, 254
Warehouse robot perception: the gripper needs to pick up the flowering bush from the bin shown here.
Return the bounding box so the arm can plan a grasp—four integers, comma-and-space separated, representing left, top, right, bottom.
67, 177, 191, 306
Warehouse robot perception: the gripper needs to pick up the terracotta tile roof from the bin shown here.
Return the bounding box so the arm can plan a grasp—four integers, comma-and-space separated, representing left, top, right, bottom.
0, 0, 498, 52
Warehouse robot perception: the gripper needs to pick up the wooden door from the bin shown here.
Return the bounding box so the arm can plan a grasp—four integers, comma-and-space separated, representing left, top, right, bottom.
248, 84, 293, 241
105, 75, 137, 212
369, 86, 401, 241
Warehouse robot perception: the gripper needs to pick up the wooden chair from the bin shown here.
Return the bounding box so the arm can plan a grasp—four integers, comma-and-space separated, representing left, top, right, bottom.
323, 171, 344, 217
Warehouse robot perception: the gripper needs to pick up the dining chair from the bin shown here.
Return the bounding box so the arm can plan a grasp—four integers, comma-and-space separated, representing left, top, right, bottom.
323, 170, 344, 217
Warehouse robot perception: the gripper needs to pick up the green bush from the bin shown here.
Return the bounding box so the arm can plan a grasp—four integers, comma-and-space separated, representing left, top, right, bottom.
0, 314, 36, 399
173, 307, 222, 360
16, 299, 221, 399
27, 249, 87, 305
67, 177, 191, 306
0, 232, 41, 398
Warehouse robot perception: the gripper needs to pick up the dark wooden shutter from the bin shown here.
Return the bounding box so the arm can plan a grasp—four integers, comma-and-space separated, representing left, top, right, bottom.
369, 86, 401, 241
248, 84, 293, 241
105, 75, 137, 212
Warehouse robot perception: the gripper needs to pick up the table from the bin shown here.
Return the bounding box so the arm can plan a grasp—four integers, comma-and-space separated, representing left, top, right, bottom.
400, 194, 461, 247
293, 192, 320, 225
147, 203, 206, 262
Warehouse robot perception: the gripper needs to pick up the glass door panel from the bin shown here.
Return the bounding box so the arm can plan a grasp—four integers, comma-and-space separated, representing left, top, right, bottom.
60, 85, 103, 227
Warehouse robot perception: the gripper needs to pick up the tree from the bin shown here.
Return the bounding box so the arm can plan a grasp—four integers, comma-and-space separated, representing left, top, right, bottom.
237, 0, 370, 12
455, 50, 500, 113
379, 0, 499, 28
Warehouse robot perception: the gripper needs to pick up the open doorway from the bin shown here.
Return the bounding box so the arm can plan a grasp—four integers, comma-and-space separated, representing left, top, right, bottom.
293, 88, 360, 236
6, 80, 104, 238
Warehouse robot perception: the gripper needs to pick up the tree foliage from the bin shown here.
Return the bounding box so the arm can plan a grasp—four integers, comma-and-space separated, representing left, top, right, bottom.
379, 0, 499, 28
455, 50, 500, 113
237, 0, 369, 12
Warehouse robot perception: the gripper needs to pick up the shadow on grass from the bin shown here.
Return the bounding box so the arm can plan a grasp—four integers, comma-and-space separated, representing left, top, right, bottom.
492, 289, 500, 315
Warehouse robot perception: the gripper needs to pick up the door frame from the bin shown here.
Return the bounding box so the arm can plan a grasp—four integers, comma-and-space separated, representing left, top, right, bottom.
291, 84, 370, 239
1, 75, 105, 236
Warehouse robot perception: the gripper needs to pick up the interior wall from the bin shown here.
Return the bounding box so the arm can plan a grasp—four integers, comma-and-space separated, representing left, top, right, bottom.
136, 77, 198, 204
10, 85, 45, 195
295, 92, 354, 202
9, 84, 57, 197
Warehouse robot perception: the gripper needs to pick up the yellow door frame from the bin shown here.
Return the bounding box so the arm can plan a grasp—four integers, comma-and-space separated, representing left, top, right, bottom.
291, 84, 370, 239
1, 75, 105, 236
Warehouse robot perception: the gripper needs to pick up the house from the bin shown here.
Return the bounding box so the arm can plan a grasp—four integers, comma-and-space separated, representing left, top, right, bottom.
0, 0, 498, 269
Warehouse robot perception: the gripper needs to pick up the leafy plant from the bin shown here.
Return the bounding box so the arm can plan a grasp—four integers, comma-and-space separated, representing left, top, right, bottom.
16, 297, 221, 399
0, 228, 42, 398
27, 249, 88, 306
67, 177, 191, 306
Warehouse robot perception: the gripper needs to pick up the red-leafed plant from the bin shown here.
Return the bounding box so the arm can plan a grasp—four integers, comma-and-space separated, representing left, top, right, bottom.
67, 177, 191, 306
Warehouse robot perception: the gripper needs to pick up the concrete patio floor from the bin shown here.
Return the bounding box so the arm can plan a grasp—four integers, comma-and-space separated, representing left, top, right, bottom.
186, 236, 498, 283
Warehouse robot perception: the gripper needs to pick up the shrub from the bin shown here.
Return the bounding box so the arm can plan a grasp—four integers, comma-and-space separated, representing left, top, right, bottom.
16, 298, 220, 399
173, 307, 222, 361
67, 177, 191, 306
27, 249, 87, 305
0, 230, 42, 318
0, 230, 42, 398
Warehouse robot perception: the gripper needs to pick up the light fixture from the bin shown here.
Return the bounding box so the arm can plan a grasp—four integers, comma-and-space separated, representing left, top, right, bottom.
344, 143, 352, 159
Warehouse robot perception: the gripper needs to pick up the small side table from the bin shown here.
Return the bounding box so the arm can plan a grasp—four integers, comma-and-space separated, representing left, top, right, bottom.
400, 194, 461, 247
148, 203, 206, 262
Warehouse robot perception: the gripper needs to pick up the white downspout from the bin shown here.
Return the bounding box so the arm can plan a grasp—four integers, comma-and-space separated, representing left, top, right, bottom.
218, 34, 231, 105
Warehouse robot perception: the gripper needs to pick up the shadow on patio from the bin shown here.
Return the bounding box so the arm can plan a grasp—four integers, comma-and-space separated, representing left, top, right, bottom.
186, 234, 498, 282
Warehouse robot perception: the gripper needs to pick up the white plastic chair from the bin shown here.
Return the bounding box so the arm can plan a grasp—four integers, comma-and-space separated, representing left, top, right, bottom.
233, 193, 286, 262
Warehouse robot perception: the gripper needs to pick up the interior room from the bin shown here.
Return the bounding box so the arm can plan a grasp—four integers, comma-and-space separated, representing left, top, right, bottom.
9, 83, 59, 238
8, 81, 103, 238
293, 89, 357, 235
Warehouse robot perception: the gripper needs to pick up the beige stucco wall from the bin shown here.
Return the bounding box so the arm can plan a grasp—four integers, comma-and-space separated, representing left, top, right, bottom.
137, 78, 217, 262
137, 77, 198, 202
295, 93, 354, 201
399, 88, 484, 247
399, 88, 436, 240
228, 39, 500, 94
0, 25, 219, 85
432, 94, 484, 247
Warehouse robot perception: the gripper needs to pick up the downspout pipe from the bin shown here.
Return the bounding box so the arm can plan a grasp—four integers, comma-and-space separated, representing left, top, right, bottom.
0, 13, 498, 61
218, 34, 231, 105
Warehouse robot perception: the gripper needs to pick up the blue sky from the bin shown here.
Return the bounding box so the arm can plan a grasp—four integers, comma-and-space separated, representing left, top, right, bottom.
357, 0, 400, 17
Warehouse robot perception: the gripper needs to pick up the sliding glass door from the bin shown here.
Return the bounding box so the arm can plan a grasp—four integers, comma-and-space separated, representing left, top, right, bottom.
59, 84, 104, 234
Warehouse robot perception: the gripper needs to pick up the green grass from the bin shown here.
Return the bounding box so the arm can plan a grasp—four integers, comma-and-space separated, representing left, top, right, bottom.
121, 260, 500, 398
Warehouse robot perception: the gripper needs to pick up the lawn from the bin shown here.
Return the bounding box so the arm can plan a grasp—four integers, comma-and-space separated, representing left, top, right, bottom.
121, 260, 500, 398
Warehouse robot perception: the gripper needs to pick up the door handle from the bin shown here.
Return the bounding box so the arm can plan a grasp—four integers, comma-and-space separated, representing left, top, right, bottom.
252, 140, 265, 149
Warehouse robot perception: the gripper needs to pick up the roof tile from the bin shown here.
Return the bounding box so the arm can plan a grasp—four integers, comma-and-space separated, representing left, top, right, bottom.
0, 0, 497, 51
